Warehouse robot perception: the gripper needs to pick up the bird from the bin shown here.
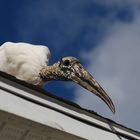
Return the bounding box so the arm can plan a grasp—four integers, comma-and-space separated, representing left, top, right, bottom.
0, 42, 115, 113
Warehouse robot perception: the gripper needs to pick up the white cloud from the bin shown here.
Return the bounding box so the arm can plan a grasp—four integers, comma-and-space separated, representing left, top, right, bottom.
75, 13, 140, 131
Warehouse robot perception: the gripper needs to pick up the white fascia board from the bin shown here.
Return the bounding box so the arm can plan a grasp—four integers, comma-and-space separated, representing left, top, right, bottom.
0, 81, 111, 130
0, 89, 120, 140
120, 137, 129, 140
114, 127, 140, 140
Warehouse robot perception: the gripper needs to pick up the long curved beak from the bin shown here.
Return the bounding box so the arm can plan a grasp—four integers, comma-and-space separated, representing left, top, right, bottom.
71, 63, 115, 113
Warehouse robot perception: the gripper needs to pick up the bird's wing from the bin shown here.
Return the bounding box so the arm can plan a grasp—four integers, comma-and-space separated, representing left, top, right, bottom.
0, 42, 51, 84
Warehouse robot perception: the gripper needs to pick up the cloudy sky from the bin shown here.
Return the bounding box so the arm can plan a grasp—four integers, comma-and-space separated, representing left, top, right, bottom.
0, 0, 140, 131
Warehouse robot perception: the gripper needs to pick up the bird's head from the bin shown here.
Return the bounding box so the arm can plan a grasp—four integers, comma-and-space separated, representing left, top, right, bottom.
40, 56, 115, 113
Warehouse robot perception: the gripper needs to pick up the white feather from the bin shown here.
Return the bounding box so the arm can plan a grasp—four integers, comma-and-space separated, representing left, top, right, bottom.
0, 42, 50, 85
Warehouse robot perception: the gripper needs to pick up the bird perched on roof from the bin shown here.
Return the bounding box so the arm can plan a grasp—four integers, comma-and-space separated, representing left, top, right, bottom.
0, 42, 115, 113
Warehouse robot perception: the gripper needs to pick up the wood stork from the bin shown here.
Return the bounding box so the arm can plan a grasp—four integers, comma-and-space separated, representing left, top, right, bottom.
0, 42, 115, 113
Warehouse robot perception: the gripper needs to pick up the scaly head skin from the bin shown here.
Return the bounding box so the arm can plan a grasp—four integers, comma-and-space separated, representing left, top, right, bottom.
40, 56, 115, 113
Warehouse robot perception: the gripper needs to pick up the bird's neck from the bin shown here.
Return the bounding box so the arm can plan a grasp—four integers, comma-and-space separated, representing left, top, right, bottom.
40, 62, 61, 81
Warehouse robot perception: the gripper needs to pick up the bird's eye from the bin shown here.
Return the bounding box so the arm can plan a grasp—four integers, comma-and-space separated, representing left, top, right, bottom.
63, 60, 70, 66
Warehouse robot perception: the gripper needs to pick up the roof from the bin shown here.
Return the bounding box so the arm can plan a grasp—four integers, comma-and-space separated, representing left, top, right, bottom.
0, 71, 140, 140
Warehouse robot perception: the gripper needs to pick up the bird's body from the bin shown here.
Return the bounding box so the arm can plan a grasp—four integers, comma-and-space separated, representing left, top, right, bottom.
0, 42, 50, 85
0, 42, 115, 113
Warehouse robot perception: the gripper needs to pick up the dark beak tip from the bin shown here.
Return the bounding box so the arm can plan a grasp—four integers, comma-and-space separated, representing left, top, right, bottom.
112, 109, 115, 114
109, 102, 116, 114
112, 106, 116, 114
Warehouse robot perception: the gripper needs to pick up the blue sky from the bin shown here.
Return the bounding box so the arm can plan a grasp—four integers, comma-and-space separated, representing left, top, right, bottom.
0, 0, 140, 131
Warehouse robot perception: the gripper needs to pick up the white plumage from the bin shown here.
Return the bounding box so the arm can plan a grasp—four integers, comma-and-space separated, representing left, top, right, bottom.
0, 42, 50, 85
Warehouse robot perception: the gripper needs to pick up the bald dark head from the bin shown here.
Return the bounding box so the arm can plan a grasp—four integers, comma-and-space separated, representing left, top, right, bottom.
40, 56, 115, 113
